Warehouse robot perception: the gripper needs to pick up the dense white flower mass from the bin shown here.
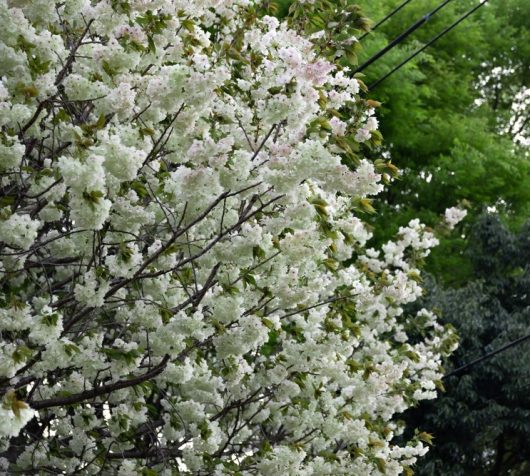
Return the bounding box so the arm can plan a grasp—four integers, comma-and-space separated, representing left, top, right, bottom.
0, 0, 457, 474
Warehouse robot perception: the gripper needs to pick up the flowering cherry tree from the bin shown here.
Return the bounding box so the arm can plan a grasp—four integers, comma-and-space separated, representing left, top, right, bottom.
0, 0, 460, 474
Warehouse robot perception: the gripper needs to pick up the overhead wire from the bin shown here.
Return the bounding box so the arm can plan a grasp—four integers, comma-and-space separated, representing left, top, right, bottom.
353, 0, 455, 74
368, 0, 490, 90
358, 0, 415, 41
442, 331, 530, 380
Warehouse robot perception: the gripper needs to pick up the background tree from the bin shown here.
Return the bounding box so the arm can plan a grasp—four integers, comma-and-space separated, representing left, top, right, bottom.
356, 0, 530, 286
405, 214, 530, 476
348, 2, 530, 473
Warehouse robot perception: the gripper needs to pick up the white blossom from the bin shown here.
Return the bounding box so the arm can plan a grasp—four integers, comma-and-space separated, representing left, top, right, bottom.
0, 1, 457, 473
0, 213, 40, 250
444, 206, 468, 230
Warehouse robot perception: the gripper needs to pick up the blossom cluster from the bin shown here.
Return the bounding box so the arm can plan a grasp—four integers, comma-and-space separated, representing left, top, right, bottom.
444, 206, 468, 231
0, 1, 457, 474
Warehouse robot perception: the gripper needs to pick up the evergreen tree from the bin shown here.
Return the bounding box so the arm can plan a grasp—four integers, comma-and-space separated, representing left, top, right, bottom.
406, 214, 530, 475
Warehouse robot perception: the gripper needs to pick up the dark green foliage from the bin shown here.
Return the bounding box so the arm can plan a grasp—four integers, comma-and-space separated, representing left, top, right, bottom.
405, 215, 530, 475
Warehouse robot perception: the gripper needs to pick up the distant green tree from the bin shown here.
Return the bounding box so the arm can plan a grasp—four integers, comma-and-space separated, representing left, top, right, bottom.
355, 0, 530, 286
404, 214, 530, 475
351, 3, 530, 474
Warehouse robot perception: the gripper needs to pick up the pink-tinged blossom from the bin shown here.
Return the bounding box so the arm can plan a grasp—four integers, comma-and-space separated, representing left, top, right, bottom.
303, 59, 335, 85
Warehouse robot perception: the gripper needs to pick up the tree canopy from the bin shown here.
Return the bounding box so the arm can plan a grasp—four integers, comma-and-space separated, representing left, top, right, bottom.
0, 1, 460, 474
407, 214, 530, 476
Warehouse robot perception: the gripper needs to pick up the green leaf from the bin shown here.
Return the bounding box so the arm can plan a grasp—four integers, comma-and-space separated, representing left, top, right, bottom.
42, 313, 59, 327
375, 457, 386, 473
83, 190, 105, 210
12, 345, 33, 364
181, 19, 195, 32
242, 271, 257, 288
418, 431, 434, 446
260, 330, 279, 357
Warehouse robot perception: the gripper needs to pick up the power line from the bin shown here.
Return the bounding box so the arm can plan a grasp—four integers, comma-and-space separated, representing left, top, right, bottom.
442, 331, 530, 380
369, 0, 489, 90
354, 0, 454, 74
359, 0, 415, 41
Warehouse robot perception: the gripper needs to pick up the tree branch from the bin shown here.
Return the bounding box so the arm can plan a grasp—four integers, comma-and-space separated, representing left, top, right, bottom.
29, 355, 170, 410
